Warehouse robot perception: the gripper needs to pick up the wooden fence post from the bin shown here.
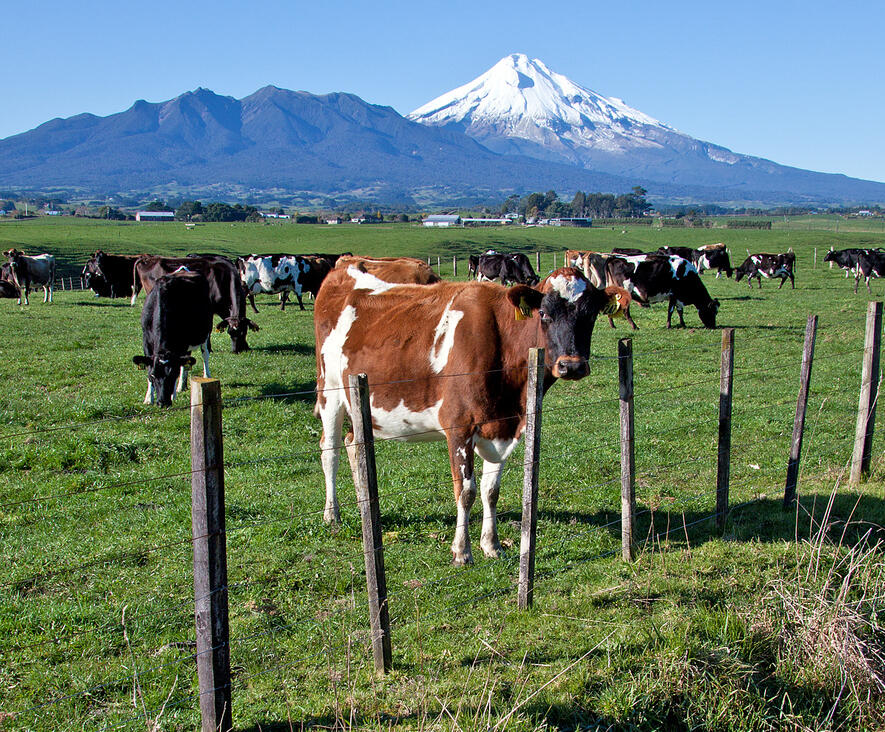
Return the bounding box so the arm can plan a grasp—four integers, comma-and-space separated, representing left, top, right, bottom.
190, 378, 232, 732
784, 315, 818, 506
619, 339, 635, 561
348, 373, 392, 674
535, 251, 541, 272
717, 328, 735, 530
518, 348, 545, 610
851, 301, 883, 485
453, 255, 457, 278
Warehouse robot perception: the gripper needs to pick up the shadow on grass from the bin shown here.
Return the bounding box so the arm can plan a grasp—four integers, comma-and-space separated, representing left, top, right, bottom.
251, 342, 315, 356
257, 380, 318, 405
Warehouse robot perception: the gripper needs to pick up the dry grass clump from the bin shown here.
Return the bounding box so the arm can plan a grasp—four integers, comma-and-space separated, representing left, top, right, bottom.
759, 493, 885, 727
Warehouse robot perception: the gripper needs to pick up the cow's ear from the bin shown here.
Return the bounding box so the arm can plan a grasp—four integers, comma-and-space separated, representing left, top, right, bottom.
507, 285, 543, 320
246, 318, 260, 332
133, 355, 150, 369
599, 286, 631, 317
182, 356, 197, 367
215, 319, 229, 333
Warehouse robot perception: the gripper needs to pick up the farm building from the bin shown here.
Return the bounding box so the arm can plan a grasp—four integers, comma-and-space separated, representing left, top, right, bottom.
135, 211, 175, 222
462, 217, 511, 226
423, 214, 461, 227
550, 217, 592, 227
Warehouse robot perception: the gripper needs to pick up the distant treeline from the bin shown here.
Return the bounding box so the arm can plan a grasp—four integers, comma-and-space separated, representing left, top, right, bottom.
500, 187, 652, 219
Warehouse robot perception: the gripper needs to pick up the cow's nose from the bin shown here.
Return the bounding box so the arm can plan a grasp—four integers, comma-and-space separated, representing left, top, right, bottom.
553, 357, 589, 380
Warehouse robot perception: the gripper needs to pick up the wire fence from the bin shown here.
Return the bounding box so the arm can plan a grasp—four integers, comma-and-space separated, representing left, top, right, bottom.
1, 309, 881, 730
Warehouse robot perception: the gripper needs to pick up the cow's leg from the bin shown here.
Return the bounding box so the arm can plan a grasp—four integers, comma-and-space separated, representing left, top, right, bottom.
248, 293, 259, 314
790, 274, 795, 289
296, 292, 305, 311
477, 460, 504, 558
176, 364, 190, 397
319, 397, 346, 524
608, 316, 616, 329
867, 276, 873, 294
22, 285, 30, 306
43, 283, 50, 303
200, 340, 211, 377
855, 274, 861, 294
144, 380, 155, 405
279, 291, 288, 311
624, 306, 639, 330
446, 430, 477, 565
474, 436, 520, 560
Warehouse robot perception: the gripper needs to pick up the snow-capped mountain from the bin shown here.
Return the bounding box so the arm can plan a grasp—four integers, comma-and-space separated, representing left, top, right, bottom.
409, 53, 700, 163
409, 54, 854, 195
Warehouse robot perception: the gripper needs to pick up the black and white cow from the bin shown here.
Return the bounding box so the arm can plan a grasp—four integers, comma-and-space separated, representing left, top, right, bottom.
237, 254, 333, 312
735, 252, 795, 289
854, 251, 885, 294
824, 248, 883, 279
659, 244, 733, 278
606, 254, 720, 328
4, 249, 56, 305
82, 250, 140, 298
474, 252, 540, 286
132, 270, 214, 407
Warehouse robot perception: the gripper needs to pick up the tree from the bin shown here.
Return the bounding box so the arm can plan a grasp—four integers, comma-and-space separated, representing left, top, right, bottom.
144, 200, 169, 212
175, 201, 203, 220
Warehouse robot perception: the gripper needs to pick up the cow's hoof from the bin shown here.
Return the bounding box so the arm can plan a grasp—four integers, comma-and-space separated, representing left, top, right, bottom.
451, 552, 474, 567
481, 542, 503, 559
323, 508, 340, 524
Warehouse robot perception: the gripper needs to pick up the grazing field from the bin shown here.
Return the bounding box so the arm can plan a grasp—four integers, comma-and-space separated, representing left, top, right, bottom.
1, 218, 884, 731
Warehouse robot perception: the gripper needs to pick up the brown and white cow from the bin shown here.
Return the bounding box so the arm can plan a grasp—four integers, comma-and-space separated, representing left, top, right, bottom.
314, 265, 625, 565
4, 249, 56, 305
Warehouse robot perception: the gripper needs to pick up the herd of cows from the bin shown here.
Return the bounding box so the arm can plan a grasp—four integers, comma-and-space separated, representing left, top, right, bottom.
1, 241, 881, 562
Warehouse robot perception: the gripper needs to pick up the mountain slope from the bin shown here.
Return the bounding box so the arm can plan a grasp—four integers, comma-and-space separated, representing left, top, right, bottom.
409, 54, 885, 202
0, 86, 654, 203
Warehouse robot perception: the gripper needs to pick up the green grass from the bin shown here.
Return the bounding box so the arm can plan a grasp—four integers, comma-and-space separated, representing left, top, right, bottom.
0, 219, 884, 731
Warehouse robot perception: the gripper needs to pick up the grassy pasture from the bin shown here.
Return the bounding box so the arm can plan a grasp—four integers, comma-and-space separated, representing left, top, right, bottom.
0, 219, 884, 731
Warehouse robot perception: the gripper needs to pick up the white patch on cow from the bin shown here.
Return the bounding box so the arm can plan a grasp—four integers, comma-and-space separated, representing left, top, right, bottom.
320, 305, 356, 392
474, 434, 522, 463
548, 274, 587, 303
369, 397, 445, 442
346, 265, 399, 295
171, 265, 191, 274
430, 298, 464, 373
668, 255, 697, 279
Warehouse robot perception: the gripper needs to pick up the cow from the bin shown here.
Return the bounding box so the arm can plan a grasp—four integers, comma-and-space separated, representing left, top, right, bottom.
82, 250, 140, 298
611, 247, 647, 256
854, 251, 885, 293
474, 252, 540, 286
331, 255, 440, 286
735, 252, 795, 289
4, 249, 55, 305
606, 254, 720, 328
824, 248, 883, 279
314, 265, 627, 565
133, 255, 258, 352
0, 263, 20, 299
132, 270, 214, 406
659, 244, 733, 278
237, 254, 330, 312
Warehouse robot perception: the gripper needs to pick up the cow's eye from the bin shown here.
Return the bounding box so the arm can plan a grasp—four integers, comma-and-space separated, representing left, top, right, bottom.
539, 310, 552, 323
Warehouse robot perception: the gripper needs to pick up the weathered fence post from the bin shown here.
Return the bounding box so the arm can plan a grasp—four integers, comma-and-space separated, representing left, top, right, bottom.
518, 348, 545, 610
190, 378, 232, 732
348, 373, 392, 674
814, 248, 817, 269
851, 301, 883, 485
619, 338, 635, 561
453, 255, 457, 278
784, 315, 818, 506
717, 328, 735, 530
535, 251, 541, 272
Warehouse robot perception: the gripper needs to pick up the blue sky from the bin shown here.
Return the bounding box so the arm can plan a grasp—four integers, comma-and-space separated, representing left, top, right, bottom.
3, 0, 883, 182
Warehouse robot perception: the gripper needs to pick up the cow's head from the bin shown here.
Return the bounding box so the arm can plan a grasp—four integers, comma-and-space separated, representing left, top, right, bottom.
133, 352, 196, 407
216, 317, 259, 353
823, 249, 838, 263
4, 249, 23, 285
697, 298, 720, 328
507, 267, 627, 380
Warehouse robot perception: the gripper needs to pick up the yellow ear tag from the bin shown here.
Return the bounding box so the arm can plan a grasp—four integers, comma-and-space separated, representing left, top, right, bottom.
514, 296, 533, 321
601, 292, 623, 317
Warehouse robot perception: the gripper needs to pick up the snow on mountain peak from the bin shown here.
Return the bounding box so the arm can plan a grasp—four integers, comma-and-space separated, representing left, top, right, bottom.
408, 54, 685, 161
